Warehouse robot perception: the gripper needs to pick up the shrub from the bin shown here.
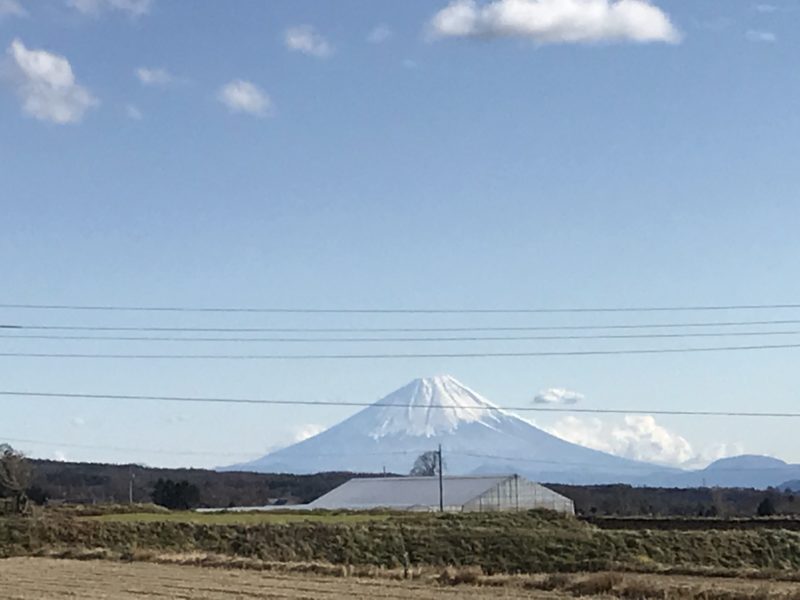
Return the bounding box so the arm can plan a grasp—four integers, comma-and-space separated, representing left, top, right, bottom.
757, 498, 776, 518
619, 579, 669, 599
537, 573, 571, 591
569, 572, 624, 595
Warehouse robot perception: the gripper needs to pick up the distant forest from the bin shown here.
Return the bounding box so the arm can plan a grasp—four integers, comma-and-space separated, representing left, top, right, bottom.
26, 459, 800, 517
28, 460, 375, 507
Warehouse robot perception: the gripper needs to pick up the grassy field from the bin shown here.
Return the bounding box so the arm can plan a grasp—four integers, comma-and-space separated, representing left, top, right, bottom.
6, 509, 800, 578
83, 510, 391, 525
4, 558, 800, 599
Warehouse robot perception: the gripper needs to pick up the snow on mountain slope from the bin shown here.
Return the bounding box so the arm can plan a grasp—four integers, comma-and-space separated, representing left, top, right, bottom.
226, 375, 673, 483
364, 375, 505, 438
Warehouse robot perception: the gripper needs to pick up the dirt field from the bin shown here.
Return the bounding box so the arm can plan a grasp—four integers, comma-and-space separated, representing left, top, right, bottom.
4, 558, 800, 600
0, 558, 557, 599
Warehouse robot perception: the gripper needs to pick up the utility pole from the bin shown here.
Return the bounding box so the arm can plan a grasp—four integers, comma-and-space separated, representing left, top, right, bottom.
438, 444, 444, 513
129, 469, 135, 505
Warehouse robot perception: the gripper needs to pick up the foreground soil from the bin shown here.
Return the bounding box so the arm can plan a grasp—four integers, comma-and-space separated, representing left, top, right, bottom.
0, 558, 556, 599
4, 558, 800, 600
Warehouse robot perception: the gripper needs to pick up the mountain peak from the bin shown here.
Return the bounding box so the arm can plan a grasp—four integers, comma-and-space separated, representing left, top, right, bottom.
228, 375, 674, 481
369, 375, 504, 439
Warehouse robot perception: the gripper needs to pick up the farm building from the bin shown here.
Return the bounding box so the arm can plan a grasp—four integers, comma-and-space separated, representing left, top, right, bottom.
308, 474, 574, 514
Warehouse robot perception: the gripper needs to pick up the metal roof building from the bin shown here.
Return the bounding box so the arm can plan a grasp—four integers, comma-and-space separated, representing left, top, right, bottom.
308, 475, 574, 514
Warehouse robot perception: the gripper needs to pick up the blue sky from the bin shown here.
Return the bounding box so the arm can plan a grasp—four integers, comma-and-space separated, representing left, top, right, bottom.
1, 0, 799, 469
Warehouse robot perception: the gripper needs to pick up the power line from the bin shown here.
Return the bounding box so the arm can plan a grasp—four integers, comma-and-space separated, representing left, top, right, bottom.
5, 318, 800, 333
3, 302, 800, 314
1, 342, 800, 359
3, 330, 800, 344
2, 389, 800, 418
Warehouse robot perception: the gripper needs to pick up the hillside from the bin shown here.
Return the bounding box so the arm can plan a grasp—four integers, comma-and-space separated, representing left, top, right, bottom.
639, 455, 800, 489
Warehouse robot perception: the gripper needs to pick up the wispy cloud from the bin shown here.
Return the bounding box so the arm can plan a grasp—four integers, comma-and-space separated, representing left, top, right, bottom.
754, 3, 778, 13
5, 39, 98, 124
533, 388, 585, 405
746, 29, 777, 43
284, 25, 333, 58
67, 0, 152, 17
427, 0, 681, 45
0, 0, 26, 20
291, 424, 325, 443
125, 103, 143, 120
692, 17, 732, 33
367, 24, 393, 44
217, 79, 271, 117
135, 66, 177, 86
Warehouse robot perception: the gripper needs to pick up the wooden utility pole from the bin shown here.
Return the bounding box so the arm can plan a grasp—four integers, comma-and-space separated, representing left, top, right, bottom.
438, 444, 444, 512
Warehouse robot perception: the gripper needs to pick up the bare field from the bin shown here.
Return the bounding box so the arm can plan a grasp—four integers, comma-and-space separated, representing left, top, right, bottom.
4, 558, 800, 600
0, 558, 555, 599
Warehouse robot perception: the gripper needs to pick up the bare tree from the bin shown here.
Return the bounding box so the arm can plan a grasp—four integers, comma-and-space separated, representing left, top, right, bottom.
0, 444, 31, 514
410, 451, 444, 477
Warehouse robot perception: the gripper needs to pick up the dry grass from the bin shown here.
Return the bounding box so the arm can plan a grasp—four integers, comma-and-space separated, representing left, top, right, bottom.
4, 558, 800, 599
516, 572, 800, 599
437, 565, 483, 586
83, 509, 390, 525
0, 557, 558, 599
568, 572, 625, 595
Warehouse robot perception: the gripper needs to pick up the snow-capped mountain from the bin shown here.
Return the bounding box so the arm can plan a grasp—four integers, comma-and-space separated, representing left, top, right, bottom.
228, 375, 674, 483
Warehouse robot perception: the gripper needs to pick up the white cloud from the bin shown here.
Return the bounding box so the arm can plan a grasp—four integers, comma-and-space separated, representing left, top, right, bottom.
427, 0, 681, 44
217, 79, 271, 117
5, 39, 98, 124
135, 66, 176, 86
534, 387, 585, 405
285, 25, 333, 58
260, 423, 327, 454
291, 423, 326, 443
125, 103, 142, 120
685, 442, 745, 469
67, 0, 152, 17
754, 4, 777, 13
53, 450, 68, 462
746, 29, 776, 43
547, 415, 694, 465
71, 416, 86, 427
0, 0, 26, 19
367, 24, 393, 44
